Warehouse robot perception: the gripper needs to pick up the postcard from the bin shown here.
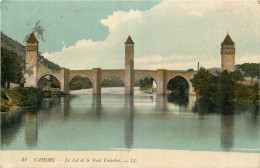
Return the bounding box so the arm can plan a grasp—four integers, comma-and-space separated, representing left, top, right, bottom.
1, 1, 260, 167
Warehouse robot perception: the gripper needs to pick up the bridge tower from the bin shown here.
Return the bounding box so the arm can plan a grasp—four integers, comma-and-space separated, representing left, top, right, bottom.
24, 33, 38, 87
124, 35, 134, 94
221, 34, 235, 72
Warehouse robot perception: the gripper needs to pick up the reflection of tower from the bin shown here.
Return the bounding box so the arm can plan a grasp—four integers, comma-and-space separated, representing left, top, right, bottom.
220, 115, 234, 151
125, 36, 134, 95
124, 95, 134, 148
250, 104, 259, 138
92, 95, 102, 120
221, 34, 235, 72
63, 96, 70, 117
24, 33, 38, 87
156, 95, 167, 112
25, 112, 38, 148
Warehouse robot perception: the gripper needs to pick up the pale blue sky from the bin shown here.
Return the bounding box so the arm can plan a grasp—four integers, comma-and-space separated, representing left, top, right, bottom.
2, 1, 159, 53
2, 1, 260, 70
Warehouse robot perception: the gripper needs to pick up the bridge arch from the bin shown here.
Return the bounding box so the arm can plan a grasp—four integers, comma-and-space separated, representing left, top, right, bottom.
167, 75, 191, 87
100, 74, 125, 94
37, 73, 61, 89
134, 73, 158, 94
101, 73, 125, 85
166, 75, 192, 93
69, 74, 94, 87
134, 73, 158, 85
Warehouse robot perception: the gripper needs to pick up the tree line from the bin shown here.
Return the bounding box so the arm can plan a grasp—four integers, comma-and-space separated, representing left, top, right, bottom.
191, 67, 259, 114
1, 47, 24, 88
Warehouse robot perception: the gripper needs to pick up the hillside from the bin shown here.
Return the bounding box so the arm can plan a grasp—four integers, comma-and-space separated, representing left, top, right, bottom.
1, 32, 61, 70
207, 67, 221, 73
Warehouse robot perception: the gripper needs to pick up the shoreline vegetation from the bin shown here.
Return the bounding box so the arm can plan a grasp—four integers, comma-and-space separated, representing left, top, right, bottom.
189, 67, 259, 115
191, 67, 259, 103
1, 87, 43, 113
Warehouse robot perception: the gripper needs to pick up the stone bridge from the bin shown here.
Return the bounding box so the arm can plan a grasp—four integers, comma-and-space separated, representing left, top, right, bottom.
24, 33, 196, 95
68, 69, 195, 95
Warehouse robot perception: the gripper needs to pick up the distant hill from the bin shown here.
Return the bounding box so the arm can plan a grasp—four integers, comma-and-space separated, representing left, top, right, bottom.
207, 67, 221, 73
1, 32, 61, 71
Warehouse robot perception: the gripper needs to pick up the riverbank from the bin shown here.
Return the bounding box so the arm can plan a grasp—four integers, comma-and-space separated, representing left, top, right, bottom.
1, 149, 259, 168
1, 87, 43, 112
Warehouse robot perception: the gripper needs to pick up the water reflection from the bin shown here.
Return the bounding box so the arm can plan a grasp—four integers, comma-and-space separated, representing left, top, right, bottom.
92, 95, 102, 120
193, 97, 235, 114
1, 111, 24, 147
124, 95, 134, 149
167, 93, 189, 107
220, 115, 234, 151
1, 88, 260, 152
156, 95, 168, 112
25, 112, 38, 148
41, 97, 61, 110
63, 96, 70, 117
251, 104, 259, 138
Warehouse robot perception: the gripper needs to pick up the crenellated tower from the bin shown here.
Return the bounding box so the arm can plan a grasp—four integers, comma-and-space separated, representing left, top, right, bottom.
124, 35, 134, 94
24, 32, 38, 87
221, 34, 235, 72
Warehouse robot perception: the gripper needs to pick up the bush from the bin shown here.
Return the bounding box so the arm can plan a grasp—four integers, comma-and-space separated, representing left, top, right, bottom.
192, 68, 259, 104
1, 89, 11, 112
191, 67, 218, 98
234, 84, 258, 102
7, 87, 43, 107
1, 89, 8, 100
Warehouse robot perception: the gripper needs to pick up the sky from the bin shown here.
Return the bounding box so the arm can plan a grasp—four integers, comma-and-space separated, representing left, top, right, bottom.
2, 1, 260, 70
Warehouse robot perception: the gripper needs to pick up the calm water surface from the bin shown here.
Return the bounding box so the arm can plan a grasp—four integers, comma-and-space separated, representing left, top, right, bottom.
1, 87, 260, 153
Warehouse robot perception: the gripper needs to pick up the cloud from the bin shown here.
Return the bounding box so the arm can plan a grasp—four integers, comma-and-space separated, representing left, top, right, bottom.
100, 10, 143, 28
43, 1, 260, 70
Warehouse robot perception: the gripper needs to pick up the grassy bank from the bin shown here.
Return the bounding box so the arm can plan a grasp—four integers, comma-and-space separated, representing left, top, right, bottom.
1, 87, 43, 112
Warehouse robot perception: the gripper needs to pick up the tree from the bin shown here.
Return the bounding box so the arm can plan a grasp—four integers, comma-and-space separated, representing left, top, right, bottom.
237, 63, 260, 85
69, 76, 92, 90
1, 47, 24, 88
229, 70, 244, 81
215, 70, 235, 103
191, 67, 218, 98
139, 76, 153, 88
167, 76, 189, 95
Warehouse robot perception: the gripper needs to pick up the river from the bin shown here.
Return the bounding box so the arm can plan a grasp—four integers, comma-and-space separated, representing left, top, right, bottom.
1, 87, 260, 153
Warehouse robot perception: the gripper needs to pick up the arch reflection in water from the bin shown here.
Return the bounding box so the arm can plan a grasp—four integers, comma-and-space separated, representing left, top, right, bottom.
220, 115, 234, 151
41, 97, 61, 110
124, 95, 134, 149
25, 112, 38, 148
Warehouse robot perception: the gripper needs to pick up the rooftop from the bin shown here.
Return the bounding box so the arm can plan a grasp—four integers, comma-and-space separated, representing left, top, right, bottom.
125, 35, 134, 44
26, 32, 38, 43
221, 34, 235, 45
